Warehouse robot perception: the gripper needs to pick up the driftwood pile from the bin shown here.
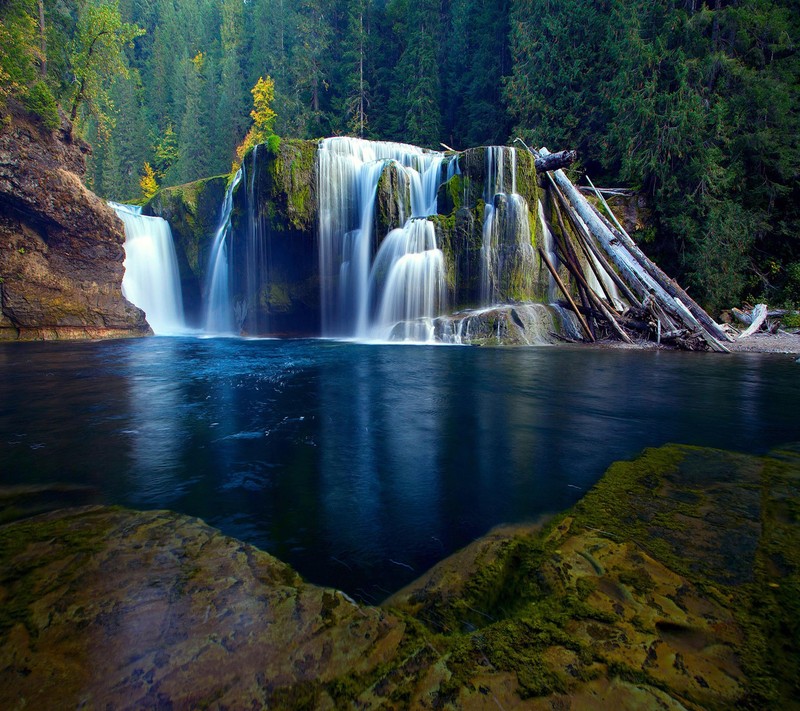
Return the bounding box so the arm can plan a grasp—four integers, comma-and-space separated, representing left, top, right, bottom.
527, 144, 736, 353
728, 304, 796, 337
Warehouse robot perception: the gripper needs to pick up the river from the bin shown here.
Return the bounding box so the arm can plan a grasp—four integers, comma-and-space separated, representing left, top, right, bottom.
1, 337, 797, 601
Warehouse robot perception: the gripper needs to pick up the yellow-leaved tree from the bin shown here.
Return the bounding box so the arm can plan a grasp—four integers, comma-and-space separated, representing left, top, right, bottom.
139, 161, 158, 200
234, 75, 277, 170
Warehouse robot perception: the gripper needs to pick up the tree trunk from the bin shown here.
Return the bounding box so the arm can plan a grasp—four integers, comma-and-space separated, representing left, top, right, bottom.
38, 0, 47, 77
534, 150, 577, 174
738, 304, 767, 339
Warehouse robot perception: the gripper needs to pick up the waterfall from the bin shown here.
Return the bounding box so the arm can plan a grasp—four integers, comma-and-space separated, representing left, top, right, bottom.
204, 169, 242, 335
370, 219, 445, 341
317, 137, 445, 340
480, 146, 540, 306
482, 146, 520, 305
111, 202, 185, 335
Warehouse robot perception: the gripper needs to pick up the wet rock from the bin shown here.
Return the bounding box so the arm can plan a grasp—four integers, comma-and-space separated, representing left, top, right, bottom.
431, 303, 575, 345
2, 444, 797, 708
0, 507, 404, 709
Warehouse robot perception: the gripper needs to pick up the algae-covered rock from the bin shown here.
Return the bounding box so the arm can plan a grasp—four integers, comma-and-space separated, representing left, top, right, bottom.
388, 443, 800, 709
375, 161, 411, 244
429, 304, 568, 345
0, 506, 405, 709
3, 445, 795, 707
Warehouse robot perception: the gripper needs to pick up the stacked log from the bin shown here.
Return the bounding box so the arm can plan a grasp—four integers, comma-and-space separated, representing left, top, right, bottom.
531, 145, 733, 353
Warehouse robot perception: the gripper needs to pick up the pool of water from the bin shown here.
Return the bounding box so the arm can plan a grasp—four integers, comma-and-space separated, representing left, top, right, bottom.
1, 337, 798, 601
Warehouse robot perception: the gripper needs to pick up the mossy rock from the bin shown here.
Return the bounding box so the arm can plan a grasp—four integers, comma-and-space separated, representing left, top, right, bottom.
243, 138, 318, 234
1, 444, 798, 708
145, 175, 228, 280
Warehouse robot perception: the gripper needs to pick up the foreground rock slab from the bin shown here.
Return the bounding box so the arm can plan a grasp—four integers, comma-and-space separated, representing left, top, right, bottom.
1, 443, 798, 708
0, 508, 405, 708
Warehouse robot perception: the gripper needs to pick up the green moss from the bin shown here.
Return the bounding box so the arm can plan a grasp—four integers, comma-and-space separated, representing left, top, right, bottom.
262, 138, 317, 233
0, 508, 114, 635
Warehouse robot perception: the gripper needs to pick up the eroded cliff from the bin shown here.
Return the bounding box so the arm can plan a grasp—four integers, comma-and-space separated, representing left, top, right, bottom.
0, 108, 150, 340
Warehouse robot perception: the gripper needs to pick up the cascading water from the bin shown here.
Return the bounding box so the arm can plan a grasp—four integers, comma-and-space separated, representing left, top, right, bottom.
370, 219, 445, 341
481, 146, 535, 306
204, 169, 242, 334
111, 202, 186, 335
317, 137, 446, 340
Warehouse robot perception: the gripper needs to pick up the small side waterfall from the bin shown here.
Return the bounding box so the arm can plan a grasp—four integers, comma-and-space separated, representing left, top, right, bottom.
204, 169, 242, 334
317, 137, 445, 340
111, 202, 185, 335
480, 146, 539, 306
370, 219, 446, 341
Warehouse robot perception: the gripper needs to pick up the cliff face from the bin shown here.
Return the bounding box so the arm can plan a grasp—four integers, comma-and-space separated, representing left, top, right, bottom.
0, 109, 150, 340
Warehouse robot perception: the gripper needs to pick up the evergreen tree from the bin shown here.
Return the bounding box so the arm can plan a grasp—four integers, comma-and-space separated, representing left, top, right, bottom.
174, 51, 213, 182
387, 0, 442, 147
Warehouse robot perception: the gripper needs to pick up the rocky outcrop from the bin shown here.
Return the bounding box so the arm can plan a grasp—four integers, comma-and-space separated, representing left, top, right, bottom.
229, 139, 320, 336
0, 108, 150, 340
428, 303, 578, 345
1, 443, 797, 708
144, 175, 228, 328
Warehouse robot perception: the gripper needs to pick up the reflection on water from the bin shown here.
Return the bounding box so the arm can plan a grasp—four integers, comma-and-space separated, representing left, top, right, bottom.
1, 338, 798, 599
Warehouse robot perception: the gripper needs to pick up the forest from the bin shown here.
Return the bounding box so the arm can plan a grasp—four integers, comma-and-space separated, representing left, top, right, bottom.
1, 0, 798, 314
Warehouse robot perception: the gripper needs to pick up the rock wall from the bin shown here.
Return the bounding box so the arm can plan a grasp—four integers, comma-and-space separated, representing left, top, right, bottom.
144, 175, 228, 328
229, 139, 320, 336
0, 108, 150, 340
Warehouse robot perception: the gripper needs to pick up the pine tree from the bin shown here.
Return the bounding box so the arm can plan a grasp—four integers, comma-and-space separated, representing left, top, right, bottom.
175, 51, 213, 182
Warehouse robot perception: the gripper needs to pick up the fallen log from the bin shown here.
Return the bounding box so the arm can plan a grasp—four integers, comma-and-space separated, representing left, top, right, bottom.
538, 247, 595, 342
738, 304, 767, 339
539, 148, 730, 353
534, 150, 577, 174
549, 180, 643, 309
732, 307, 753, 326
586, 179, 734, 344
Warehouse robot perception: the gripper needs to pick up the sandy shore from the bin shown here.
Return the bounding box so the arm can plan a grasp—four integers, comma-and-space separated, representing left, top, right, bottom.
724, 330, 800, 354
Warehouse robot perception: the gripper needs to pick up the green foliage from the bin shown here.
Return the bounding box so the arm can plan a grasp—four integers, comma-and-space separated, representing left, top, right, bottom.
153, 123, 178, 179
0, 2, 39, 106
68, 0, 145, 137
507, 0, 800, 313
266, 134, 281, 154
21, 80, 59, 129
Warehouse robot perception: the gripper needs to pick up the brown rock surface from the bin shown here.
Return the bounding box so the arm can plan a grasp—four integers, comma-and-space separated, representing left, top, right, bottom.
1, 443, 797, 709
0, 507, 405, 709
0, 108, 150, 340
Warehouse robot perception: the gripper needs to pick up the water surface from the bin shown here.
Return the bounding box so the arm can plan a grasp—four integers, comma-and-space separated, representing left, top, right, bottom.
1, 338, 797, 601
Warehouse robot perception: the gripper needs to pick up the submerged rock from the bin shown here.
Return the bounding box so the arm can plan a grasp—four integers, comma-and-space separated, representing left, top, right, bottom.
430, 303, 581, 345
2, 445, 796, 707
0, 108, 150, 340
